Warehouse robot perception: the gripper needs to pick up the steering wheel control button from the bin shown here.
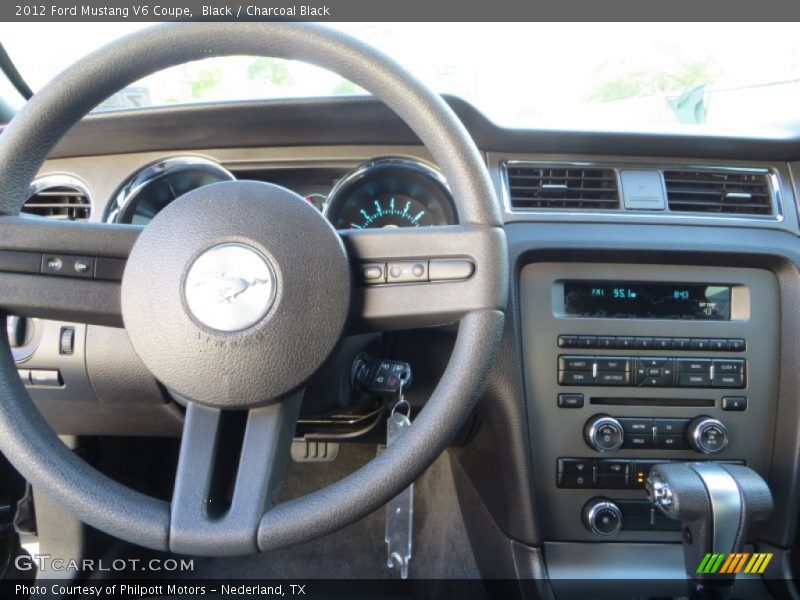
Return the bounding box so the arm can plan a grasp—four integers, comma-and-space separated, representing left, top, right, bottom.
583, 499, 623, 536
184, 243, 276, 333
41, 254, 95, 278
29, 369, 61, 387
687, 417, 729, 454
557, 393, 584, 408
361, 263, 386, 284
386, 260, 428, 283
72, 257, 95, 277
722, 396, 747, 411
584, 415, 625, 452
428, 259, 474, 281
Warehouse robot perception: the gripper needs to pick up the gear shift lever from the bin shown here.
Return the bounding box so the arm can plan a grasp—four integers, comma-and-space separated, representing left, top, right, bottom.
646, 463, 773, 595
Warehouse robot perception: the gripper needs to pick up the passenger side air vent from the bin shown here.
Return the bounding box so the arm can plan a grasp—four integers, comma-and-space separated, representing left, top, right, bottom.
23, 175, 91, 221
505, 163, 620, 210
664, 170, 773, 216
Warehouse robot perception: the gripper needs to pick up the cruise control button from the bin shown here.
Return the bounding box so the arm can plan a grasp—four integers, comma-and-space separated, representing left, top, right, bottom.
386, 261, 428, 283
721, 396, 747, 411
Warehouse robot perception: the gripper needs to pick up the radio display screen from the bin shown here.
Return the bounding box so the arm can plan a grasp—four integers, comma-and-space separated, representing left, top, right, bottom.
563, 281, 732, 320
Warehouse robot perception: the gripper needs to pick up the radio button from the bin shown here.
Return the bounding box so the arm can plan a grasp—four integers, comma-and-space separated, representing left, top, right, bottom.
713, 359, 744, 374
557, 393, 585, 408
678, 373, 712, 387
559, 356, 594, 371
655, 435, 689, 450
578, 336, 597, 348
597, 336, 616, 349
721, 396, 747, 411
559, 371, 593, 385
653, 338, 671, 350
671, 338, 691, 350
619, 417, 653, 434
676, 358, 711, 374
654, 418, 690, 435
640, 377, 666, 387
635, 337, 654, 350
585, 416, 625, 452
713, 373, 744, 388
728, 338, 747, 352
690, 338, 711, 351
615, 337, 635, 350
558, 335, 580, 348
595, 358, 630, 372
624, 435, 654, 449
710, 339, 728, 351
597, 371, 630, 386
641, 357, 669, 367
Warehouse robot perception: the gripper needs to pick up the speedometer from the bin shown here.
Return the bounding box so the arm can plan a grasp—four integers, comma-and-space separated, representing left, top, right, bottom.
324, 158, 455, 230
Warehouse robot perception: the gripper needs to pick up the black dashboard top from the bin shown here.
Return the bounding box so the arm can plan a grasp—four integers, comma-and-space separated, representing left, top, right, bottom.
19, 95, 800, 162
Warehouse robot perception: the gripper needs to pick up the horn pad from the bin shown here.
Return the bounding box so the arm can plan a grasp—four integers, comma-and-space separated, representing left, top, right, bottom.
121, 180, 351, 409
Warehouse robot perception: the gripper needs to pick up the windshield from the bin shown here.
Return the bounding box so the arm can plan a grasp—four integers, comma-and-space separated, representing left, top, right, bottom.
2, 22, 799, 136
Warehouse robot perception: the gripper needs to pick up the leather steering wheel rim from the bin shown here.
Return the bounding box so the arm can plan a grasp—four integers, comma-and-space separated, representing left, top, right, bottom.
0, 23, 507, 555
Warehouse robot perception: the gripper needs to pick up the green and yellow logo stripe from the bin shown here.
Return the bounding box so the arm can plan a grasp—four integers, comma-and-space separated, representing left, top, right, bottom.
697, 552, 772, 575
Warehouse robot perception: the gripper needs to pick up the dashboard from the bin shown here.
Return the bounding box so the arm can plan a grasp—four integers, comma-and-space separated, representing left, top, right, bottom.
7, 97, 800, 590
102, 154, 456, 229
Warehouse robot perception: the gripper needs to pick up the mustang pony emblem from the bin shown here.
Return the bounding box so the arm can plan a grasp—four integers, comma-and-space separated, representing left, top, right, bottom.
196, 272, 270, 303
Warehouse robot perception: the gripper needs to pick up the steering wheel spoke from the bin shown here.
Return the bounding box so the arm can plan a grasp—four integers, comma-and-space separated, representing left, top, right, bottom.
0, 215, 139, 326
341, 224, 507, 331
170, 393, 302, 556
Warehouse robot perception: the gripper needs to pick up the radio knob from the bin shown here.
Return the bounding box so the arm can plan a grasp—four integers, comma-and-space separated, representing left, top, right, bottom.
584, 415, 625, 452
583, 498, 623, 536
687, 417, 728, 454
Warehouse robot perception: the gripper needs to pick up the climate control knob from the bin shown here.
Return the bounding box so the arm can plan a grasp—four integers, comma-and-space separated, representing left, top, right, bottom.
687, 416, 728, 454
584, 415, 625, 452
582, 498, 623, 536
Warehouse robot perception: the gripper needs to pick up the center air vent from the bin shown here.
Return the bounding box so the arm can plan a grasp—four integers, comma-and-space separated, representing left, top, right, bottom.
505, 163, 620, 210
23, 175, 91, 221
664, 169, 773, 216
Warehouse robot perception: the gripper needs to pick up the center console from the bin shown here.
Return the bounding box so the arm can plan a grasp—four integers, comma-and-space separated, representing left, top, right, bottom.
519, 263, 779, 542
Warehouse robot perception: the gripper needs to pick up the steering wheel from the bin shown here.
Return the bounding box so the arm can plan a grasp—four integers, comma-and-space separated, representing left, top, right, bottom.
0, 23, 507, 556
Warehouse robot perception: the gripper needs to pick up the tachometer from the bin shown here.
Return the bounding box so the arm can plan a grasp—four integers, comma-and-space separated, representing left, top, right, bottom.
324, 158, 455, 230
106, 156, 234, 224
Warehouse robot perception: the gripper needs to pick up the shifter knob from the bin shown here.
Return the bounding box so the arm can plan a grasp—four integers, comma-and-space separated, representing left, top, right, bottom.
647, 462, 773, 587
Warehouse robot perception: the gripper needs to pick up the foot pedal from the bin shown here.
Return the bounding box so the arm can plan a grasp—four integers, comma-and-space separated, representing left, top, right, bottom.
290, 441, 339, 462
